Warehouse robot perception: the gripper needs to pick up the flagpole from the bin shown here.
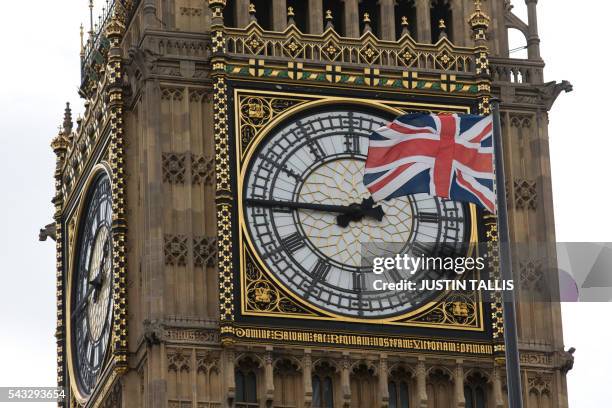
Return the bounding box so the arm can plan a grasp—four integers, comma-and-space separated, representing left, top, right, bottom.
491, 98, 524, 408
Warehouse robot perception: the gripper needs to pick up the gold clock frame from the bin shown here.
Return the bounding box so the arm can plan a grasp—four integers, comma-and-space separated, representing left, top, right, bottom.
231, 88, 485, 332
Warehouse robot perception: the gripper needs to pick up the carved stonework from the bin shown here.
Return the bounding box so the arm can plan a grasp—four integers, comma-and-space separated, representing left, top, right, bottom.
193, 236, 217, 267
164, 235, 189, 266
197, 351, 220, 373
514, 179, 537, 210
180, 7, 203, 16
161, 87, 185, 101
520, 352, 552, 366
527, 372, 552, 394
510, 114, 532, 128
167, 349, 191, 372
191, 155, 215, 185
520, 259, 544, 289
102, 382, 122, 408
163, 153, 187, 184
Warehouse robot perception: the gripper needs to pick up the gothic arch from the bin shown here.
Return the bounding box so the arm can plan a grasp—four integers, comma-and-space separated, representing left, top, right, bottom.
426, 367, 454, 408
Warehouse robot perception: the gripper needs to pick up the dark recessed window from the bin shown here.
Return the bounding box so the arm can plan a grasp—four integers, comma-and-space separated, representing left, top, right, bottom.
287, 0, 308, 32
395, 0, 417, 40
431, 0, 453, 42
252, 0, 273, 30
323, 0, 345, 35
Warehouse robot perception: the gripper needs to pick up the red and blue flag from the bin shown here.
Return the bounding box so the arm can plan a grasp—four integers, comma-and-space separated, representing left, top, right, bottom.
364, 113, 496, 213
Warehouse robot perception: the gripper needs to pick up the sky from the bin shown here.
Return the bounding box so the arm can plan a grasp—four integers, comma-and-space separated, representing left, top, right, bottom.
0, 1, 610, 407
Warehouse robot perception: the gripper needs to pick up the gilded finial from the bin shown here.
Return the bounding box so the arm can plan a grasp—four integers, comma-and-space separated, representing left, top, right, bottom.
325, 10, 334, 30
79, 24, 85, 57
469, 0, 491, 42
249, 3, 257, 22
401, 16, 410, 36
362, 12, 372, 34
438, 19, 447, 40
287, 6, 296, 26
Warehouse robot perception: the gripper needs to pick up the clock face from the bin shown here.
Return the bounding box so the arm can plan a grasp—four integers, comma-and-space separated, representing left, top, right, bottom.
71, 173, 113, 396
243, 109, 470, 318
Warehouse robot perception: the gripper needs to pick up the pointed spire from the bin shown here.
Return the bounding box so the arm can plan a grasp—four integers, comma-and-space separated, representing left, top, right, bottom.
362, 13, 372, 34
325, 10, 334, 30
287, 6, 295, 26
401, 16, 409, 37
89, 0, 94, 36
249, 3, 257, 22
438, 19, 447, 40
63, 102, 73, 136
80, 24, 85, 59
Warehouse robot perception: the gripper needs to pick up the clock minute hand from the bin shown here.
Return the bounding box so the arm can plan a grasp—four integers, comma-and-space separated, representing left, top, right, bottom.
245, 197, 385, 227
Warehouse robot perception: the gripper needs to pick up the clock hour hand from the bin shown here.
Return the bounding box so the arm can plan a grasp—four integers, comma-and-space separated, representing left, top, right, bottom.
91, 240, 110, 303
245, 197, 385, 227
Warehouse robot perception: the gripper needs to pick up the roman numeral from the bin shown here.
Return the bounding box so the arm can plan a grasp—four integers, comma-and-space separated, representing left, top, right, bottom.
307, 137, 325, 160
281, 233, 306, 254
311, 259, 331, 284
418, 212, 440, 224
353, 273, 365, 292
344, 133, 361, 154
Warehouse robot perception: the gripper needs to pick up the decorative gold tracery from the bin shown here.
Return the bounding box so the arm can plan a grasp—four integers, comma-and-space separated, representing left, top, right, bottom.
244, 249, 316, 317
237, 95, 310, 159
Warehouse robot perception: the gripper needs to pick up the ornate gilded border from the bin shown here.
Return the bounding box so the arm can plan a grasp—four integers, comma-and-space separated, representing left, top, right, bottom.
231, 89, 485, 332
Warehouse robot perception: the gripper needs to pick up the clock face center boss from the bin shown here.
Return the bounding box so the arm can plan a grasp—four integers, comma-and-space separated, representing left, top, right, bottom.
242, 109, 470, 319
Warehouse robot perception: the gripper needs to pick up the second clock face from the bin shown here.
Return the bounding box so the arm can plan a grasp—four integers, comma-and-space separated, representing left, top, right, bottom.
71, 173, 113, 396
243, 109, 469, 318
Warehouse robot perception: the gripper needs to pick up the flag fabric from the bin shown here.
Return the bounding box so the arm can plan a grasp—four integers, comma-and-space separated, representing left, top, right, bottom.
363, 113, 496, 213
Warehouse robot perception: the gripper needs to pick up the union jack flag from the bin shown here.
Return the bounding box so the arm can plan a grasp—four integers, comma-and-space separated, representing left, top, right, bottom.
363, 113, 496, 213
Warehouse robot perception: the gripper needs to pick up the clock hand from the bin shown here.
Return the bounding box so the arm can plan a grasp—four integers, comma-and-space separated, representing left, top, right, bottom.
245, 197, 385, 227
90, 240, 110, 303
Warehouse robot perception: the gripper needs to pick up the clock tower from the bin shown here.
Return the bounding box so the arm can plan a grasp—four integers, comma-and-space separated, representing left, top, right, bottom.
51, 1, 574, 407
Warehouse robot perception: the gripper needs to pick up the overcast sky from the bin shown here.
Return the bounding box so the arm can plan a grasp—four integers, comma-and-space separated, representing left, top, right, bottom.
0, 1, 610, 407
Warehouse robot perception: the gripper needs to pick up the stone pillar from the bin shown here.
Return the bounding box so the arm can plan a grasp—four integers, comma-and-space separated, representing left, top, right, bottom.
379, 353, 389, 407
525, 0, 541, 59
143, 0, 159, 29
415, 0, 432, 43
303, 350, 313, 405
225, 349, 236, 402
454, 360, 466, 407
379, 0, 396, 40
341, 353, 352, 406
272, 0, 288, 31
493, 362, 505, 408
264, 347, 275, 403
236, 0, 250, 27
343, 0, 360, 37
416, 357, 428, 408
308, 0, 324, 34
